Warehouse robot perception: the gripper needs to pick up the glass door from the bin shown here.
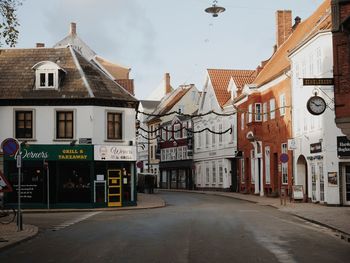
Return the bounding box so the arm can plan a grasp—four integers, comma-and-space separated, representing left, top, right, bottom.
311, 164, 317, 202
318, 162, 324, 202
94, 181, 106, 203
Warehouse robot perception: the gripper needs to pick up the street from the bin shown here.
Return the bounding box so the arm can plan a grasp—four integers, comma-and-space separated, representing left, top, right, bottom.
0, 192, 349, 263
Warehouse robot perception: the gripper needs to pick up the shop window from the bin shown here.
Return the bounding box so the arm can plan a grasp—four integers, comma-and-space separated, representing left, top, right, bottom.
107, 112, 122, 140
15, 110, 34, 139
56, 111, 74, 139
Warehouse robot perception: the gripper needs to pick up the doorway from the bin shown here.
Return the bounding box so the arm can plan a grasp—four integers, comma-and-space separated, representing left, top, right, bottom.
107, 169, 122, 207
296, 155, 308, 201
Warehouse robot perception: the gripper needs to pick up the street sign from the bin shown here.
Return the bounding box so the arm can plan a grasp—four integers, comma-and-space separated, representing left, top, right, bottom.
16, 154, 22, 168
1, 138, 19, 156
136, 161, 144, 169
287, 139, 297, 150
280, 153, 289, 163
0, 171, 13, 192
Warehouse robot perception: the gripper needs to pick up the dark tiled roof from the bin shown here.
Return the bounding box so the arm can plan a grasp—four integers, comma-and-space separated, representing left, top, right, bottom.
0, 47, 137, 103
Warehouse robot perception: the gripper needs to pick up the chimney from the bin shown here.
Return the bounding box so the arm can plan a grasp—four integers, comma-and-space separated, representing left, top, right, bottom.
70, 22, 77, 35
276, 10, 292, 48
164, 73, 172, 94
292, 16, 301, 31
36, 43, 45, 48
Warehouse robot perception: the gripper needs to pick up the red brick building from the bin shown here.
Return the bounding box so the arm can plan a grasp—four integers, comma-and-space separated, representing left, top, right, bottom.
332, 0, 350, 137
235, 2, 331, 197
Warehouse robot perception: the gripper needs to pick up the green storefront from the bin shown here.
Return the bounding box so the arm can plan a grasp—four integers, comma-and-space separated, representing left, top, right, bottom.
4, 144, 97, 208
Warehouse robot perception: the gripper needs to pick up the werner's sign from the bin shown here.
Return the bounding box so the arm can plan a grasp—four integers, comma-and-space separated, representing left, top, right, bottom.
94, 145, 136, 161
5, 145, 93, 161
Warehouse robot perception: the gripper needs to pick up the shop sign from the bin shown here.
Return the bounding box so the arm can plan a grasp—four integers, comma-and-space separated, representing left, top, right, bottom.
310, 142, 322, 154
303, 78, 334, 86
94, 145, 136, 161
4, 145, 93, 161
337, 136, 350, 157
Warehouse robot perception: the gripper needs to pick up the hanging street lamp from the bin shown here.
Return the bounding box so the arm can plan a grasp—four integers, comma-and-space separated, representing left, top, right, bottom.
205, 0, 226, 17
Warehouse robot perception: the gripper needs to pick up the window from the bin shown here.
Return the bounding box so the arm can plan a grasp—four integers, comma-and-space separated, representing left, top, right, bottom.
255, 103, 262, 121
33, 61, 64, 90
263, 102, 268, 122
206, 130, 210, 147
219, 124, 223, 143
107, 112, 122, 140
56, 111, 74, 139
174, 124, 181, 139
183, 122, 188, 138
281, 143, 288, 184
167, 125, 172, 140
206, 163, 210, 184
212, 125, 216, 145
15, 111, 33, 139
240, 159, 245, 184
248, 104, 253, 123
197, 164, 202, 186
265, 146, 270, 184
241, 113, 245, 130
219, 162, 223, 184
270, 99, 275, 119
251, 150, 255, 184
162, 127, 166, 141
279, 94, 286, 116
212, 161, 216, 184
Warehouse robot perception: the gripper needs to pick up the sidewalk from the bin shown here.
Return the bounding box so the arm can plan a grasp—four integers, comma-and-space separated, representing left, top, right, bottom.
0, 193, 165, 250
160, 189, 350, 241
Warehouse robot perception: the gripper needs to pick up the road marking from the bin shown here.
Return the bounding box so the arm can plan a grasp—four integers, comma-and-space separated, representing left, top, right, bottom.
51, 212, 101, 231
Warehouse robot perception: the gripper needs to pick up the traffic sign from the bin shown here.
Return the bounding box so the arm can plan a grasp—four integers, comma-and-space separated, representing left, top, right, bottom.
1, 138, 19, 156
0, 171, 13, 192
280, 153, 289, 163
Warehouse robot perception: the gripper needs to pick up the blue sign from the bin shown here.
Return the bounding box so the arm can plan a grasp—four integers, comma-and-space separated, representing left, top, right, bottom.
1, 138, 19, 156
280, 153, 289, 163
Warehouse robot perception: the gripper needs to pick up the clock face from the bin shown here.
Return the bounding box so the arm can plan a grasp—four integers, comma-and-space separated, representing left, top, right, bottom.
306, 95, 326, 115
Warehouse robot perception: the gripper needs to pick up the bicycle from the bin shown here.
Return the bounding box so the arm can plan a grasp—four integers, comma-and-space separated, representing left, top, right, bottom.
0, 206, 16, 224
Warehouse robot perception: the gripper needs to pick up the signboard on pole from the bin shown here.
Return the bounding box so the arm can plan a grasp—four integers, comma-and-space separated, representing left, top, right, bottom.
1, 138, 19, 156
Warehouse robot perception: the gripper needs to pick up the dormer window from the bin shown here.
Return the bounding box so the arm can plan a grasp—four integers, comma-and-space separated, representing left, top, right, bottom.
32, 61, 66, 90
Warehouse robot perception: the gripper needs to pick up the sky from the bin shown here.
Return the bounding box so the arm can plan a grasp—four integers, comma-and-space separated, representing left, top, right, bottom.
14, 0, 325, 99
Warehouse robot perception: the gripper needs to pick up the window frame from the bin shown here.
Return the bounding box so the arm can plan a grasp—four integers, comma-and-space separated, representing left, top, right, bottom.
106, 111, 123, 141
255, 103, 262, 122
55, 110, 75, 140
270, 99, 276, 119
279, 93, 286, 116
263, 102, 268, 122
14, 109, 35, 140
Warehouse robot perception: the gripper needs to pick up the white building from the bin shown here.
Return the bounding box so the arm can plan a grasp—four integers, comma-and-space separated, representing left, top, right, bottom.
193, 69, 255, 191
289, 16, 344, 205
0, 46, 138, 208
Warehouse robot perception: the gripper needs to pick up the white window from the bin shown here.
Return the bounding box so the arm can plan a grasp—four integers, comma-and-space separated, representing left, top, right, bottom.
206, 130, 210, 147
279, 94, 286, 116
219, 124, 223, 143
174, 123, 181, 139
281, 143, 288, 184
183, 122, 188, 138
197, 164, 202, 186
206, 163, 210, 184
251, 150, 255, 184
212, 161, 216, 184
198, 130, 202, 148
270, 99, 275, 119
33, 61, 65, 90
240, 158, 245, 184
167, 125, 172, 140
255, 103, 262, 121
162, 127, 166, 141
219, 162, 223, 184
265, 146, 270, 184
212, 125, 216, 145
241, 113, 245, 130
263, 102, 268, 122
248, 104, 253, 123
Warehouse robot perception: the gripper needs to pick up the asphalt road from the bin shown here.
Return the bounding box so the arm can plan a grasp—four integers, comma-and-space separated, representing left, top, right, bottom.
0, 192, 349, 263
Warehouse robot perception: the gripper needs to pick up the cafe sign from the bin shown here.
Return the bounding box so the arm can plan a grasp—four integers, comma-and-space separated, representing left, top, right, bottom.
5, 145, 93, 161
94, 145, 136, 161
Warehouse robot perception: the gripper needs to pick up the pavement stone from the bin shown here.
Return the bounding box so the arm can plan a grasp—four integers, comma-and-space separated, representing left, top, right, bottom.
0, 193, 165, 251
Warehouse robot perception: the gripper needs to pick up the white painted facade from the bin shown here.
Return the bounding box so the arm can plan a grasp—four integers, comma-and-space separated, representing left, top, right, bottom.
193, 77, 237, 190
0, 105, 136, 147
290, 31, 343, 205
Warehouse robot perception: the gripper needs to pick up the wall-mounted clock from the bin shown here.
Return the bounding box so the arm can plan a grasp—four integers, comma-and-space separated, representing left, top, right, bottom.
306, 95, 326, 115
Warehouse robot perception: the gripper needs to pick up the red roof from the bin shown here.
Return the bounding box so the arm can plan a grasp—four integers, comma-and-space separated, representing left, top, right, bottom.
207, 69, 256, 107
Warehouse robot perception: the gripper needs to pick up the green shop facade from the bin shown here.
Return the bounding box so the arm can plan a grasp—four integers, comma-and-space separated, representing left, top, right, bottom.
4, 144, 137, 208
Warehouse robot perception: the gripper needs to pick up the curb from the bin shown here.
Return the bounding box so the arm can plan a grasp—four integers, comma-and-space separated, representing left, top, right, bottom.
0, 225, 39, 253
